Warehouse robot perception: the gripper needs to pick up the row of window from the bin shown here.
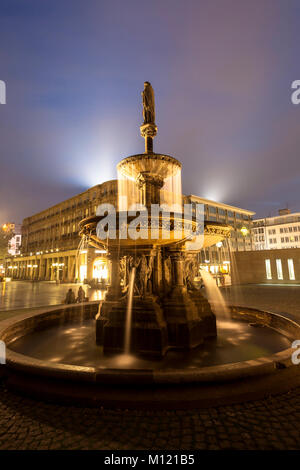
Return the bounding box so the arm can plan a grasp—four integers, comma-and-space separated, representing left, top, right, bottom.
280, 236, 299, 243
267, 236, 300, 244
279, 226, 300, 233
254, 227, 264, 234
266, 226, 300, 235
265, 258, 295, 281
257, 235, 300, 245
255, 225, 300, 237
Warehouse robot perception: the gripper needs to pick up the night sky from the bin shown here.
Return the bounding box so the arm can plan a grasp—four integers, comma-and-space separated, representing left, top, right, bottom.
1, 0, 300, 225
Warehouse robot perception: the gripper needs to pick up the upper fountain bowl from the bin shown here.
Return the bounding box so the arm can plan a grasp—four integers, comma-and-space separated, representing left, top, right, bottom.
79, 213, 231, 251
117, 153, 182, 180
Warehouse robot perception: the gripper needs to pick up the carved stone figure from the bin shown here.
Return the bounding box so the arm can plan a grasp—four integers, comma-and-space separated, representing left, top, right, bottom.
119, 257, 126, 287
184, 257, 198, 291
135, 255, 147, 297
142, 81, 155, 124
129, 254, 154, 297
164, 255, 172, 285
145, 254, 154, 294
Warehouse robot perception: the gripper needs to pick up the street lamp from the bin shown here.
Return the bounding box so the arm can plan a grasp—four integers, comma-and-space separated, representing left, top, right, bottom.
240, 226, 249, 237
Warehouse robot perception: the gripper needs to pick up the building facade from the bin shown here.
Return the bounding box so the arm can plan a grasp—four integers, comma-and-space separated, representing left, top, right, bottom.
185, 195, 254, 281
8, 223, 22, 256
5, 180, 117, 282
231, 247, 300, 285
5, 185, 254, 284
253, 209, 300, 250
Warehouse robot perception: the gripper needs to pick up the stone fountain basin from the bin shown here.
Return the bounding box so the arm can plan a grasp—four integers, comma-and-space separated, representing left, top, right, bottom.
0, 302, 299, 408
79, 214, 231, 250
117, 153, 182, 180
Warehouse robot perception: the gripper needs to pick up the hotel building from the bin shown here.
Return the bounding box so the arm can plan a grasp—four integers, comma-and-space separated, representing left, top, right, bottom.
252, 209, 300, 250
231, 209, 300, 285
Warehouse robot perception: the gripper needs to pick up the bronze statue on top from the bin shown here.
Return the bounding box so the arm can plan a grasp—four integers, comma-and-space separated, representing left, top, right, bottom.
140, 82, 157, 153
142, 81, 155, 124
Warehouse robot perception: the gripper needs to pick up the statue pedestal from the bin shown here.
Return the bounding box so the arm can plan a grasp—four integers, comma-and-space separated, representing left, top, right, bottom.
140, 123, 157, 153
96, 296, 168, 357
162, 288, 216, 349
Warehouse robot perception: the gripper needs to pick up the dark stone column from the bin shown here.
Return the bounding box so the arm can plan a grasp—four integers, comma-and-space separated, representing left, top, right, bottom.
162, 249, 216, 349
171, 251, 184, 289
105, 249, 122, 300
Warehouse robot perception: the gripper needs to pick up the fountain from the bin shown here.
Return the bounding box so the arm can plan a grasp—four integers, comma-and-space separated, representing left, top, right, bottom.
0, 83, 299, 408
79, 81, 231, 357
200, 268, 230, 318
124, 267, 136, 355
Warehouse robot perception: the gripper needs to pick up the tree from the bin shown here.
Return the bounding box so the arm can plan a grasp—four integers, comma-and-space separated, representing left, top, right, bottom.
0, 225, 14, 262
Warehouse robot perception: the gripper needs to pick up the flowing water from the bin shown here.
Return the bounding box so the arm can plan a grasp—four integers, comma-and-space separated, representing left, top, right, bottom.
124, 267, 136, 354
200, 268, 230, 318
225, 238, 246, 307
9, 317, 290, 369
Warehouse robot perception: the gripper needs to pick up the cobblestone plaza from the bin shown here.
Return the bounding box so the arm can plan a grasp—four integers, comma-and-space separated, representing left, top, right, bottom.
0, 283, 299, 450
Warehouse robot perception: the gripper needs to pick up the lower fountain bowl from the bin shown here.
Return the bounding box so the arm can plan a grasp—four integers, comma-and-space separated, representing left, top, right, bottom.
0, 302, 299, 409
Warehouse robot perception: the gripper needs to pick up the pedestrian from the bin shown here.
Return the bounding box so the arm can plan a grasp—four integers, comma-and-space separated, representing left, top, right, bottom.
64, 288, 75, 304
77, 286, 86, 303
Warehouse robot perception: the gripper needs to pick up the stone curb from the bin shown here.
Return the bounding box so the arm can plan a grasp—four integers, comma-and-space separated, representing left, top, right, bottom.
0, 303, 299, 386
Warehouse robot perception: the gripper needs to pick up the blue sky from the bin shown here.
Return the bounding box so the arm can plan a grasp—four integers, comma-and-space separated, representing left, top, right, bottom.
1, 0, 300, 223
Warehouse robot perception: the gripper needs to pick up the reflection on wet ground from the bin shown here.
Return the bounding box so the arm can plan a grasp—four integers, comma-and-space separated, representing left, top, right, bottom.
222, 284, 300, 321
0, 280, 105, 311
9, 318, 290, 369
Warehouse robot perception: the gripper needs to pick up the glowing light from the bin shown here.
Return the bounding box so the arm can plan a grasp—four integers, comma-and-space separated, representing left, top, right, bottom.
240, 226, 249, 236
216, 242, 222, 248
93, 259, 108, 280
210, 265, 219, 274
114, 354, 135, 367
79, 265, 87, 282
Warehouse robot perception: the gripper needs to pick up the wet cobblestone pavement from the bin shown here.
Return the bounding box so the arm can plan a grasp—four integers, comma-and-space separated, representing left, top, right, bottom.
0, 284, 300, 450
0, 381, 299, 450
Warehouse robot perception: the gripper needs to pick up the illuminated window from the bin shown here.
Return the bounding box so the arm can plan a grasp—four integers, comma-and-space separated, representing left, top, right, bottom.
79, 265, 87, 282
265, 259, 272, 280
276, 259, 283, 280
93, 259, 108, 280
287, 259, 295, 280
